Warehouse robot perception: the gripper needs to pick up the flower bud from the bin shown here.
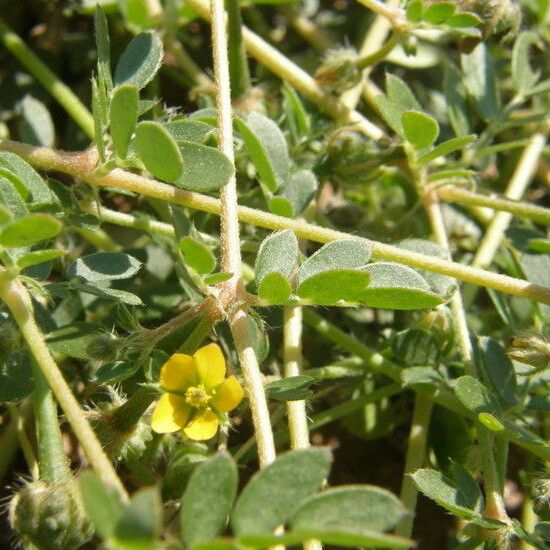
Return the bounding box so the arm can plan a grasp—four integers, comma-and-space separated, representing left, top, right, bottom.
86, 332, 120, 362
9, 480, 92, 550
456, 0, 522, 39
507, 333, 550, 374
314, 48, 362, 94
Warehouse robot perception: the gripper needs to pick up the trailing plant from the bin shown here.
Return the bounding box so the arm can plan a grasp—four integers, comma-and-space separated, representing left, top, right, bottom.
0, 0, 549, 549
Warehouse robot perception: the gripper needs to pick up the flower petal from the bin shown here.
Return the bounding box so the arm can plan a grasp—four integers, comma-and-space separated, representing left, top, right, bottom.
193, 343, 226, 390
210, 376, 245, 413
160, 353, 197, 391
183, 409, 219, 440
151, 394, 192, 433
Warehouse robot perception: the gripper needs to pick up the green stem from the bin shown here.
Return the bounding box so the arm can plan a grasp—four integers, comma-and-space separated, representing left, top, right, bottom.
226, 0, 251, 99
277, 5, 334, 52
302, 309, 550, 461
395, 395, 434, 537
355, 33, 398, 69
2, 139, 550, 305
7, 402, 39, 480
30, 360, 71, 485
355, 0, 409, 30
438, 185, 550, 226
0, 269, 128, 500
0, 19, 94, 138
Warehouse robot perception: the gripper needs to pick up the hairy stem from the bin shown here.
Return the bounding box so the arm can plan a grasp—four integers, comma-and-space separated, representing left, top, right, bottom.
210, 0, 276, 467
1, 140, 550, 305
0, 19, 94, 138
30, 360, 71, 485
7, 403, 39, 480
395, 395, 433, 537
0, 269, 128, 500
438, 185, 550, 226
226, 0, 251, 99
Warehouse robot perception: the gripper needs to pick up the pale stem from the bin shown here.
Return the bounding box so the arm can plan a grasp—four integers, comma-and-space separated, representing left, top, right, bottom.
472, 133, 546, 270
341, 0, 399, 110
355, 0, 408, 29
184, 0, 384, 140
438, 186, 550, 227
7, 403, 39, 480
2, 138, 550, 305
283, 305, 310, 450
394, 395, 433, 537
278, 5, 334, 52
209, 0, 276, 467
0, 270, 128, 501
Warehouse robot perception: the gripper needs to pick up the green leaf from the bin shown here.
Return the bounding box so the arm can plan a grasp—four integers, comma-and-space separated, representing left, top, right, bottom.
18, 95, 55, 147
79, 472, 125, 540
386, 74, 420, 112
180, 453, 238, 547
423, 2, 455, 24
113, 487, 162, 547
268, 197, 294, 218
231, 448, 332, 536
0, 214, 62, 248
401, 111, 439, 150
359, 262, 443, 310
110, 84, 139, 159
444, 65, 471, 137
391, 329, 440, 366
418, 135, 476, 163
265, 375, 315, 401
236, 113, 290, 192
47, 322, 103, 360
297, 240, 372, 287
174, 141, 234, 192
447, 12, 482, 28
274, 169, 318, 217
454, 375, 501, 415
0, 151, 53, 206
94, 4, 113, 91
461, 43, 500, 121
203, 272, 233, 285
398, 239, 456, 299
79, 283, 144, 305
258, 273, 292, 304
296, 270, 372, 305
375, 95, 405, 136
282, 83, 310, 138
0, 351, 33, 403
179, 236, 216, 274
68, 252, 141, 282
165, 119, 216, 143
0, 176, 27, 218
114, 31, 163, 89
411, 468, 482, 518
477, 337, 518, 408
406, 0, 423, 22
512, 31, 540, 95
521, 253, 550, 321
17, 249, 65, 269
254, 230, 299, 291
135, 121, 184, 183
290, 486, 407, 534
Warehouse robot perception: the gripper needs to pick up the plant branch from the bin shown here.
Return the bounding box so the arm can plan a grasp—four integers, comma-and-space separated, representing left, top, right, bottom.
210, 0, 276, 467
0, 19, 94, 138
0, 269, 128, 500
1, 140, 550, 305
438, 185, 550, 226
7, 402, 39, 480
184, 0, 384, 140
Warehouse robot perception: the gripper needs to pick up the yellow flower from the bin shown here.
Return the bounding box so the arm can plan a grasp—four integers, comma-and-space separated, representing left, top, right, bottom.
151, 343, 245, 441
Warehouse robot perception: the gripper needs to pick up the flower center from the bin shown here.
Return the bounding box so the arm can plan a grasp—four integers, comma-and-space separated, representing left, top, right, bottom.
184, 384, 210, 408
